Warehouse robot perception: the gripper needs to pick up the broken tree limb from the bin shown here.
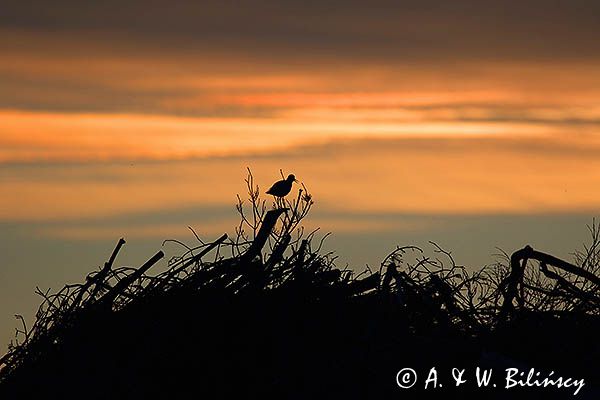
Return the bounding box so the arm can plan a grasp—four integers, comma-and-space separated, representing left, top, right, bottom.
540, 262, 600, 306
265, 233, 291, 270
98, 250, 164, 308
241, 208, 287, 264
71, 238, 126, 310
499, 245, 600, 323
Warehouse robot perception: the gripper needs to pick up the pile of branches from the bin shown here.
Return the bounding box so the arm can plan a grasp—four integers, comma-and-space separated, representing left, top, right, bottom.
0, 170, 598, 398
379, 224, 600, 331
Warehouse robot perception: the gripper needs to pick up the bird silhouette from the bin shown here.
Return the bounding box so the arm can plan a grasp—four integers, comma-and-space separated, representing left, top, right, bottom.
266, 174, 298, 197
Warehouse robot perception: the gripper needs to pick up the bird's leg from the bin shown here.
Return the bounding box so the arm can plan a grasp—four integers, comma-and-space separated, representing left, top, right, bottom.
275, 196, 284, 210
269, 195, 278, 209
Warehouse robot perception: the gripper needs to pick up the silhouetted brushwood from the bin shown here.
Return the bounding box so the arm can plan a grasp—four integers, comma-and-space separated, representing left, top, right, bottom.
0, 172, 598, 399
499, 244, 600, 323
0, 229, 597, 399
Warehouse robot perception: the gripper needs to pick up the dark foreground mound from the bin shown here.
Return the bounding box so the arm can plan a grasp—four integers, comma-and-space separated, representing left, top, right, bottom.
1, 208, 599, 399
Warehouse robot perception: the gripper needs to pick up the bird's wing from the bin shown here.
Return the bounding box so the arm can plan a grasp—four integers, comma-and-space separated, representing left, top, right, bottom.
266, 181, 280, 194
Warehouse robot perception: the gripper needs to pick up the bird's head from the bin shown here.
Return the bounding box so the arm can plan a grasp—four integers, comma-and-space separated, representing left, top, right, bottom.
287, 174, 298, 183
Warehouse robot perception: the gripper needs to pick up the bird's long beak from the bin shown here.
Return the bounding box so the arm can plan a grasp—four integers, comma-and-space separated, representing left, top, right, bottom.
294, 179, 299, 183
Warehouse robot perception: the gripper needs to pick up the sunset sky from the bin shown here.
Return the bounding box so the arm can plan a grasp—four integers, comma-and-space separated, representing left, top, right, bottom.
2, 1, 600, 347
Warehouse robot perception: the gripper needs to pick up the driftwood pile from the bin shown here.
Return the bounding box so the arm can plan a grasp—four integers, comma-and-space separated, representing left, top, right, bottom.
0, 172, 598, 399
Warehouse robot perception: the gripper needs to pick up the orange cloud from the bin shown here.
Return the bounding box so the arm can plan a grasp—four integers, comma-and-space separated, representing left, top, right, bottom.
0, 109, 564, 164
